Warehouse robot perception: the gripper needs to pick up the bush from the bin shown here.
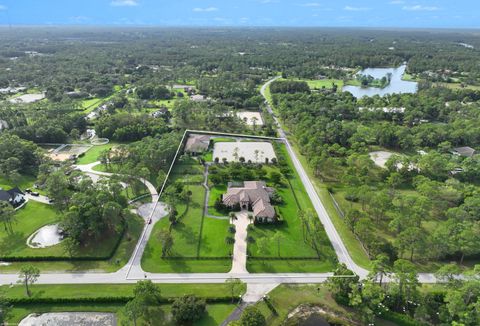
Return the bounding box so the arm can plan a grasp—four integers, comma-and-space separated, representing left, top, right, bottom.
171, 295, 206, 324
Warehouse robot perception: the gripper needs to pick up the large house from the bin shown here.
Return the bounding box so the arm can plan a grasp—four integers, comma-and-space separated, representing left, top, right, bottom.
184, 134, 211, 155
222, 181, 276, 222
0, 187, 26, 208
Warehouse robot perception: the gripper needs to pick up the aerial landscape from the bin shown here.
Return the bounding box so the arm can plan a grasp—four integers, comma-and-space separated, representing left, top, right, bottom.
0, 0, 480, 325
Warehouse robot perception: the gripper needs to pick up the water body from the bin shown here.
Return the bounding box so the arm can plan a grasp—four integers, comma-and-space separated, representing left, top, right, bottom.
343, 64, 418, 98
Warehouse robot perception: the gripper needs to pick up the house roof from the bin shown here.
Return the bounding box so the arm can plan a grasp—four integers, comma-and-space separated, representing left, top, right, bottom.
185, 134, 210, 153
222, 181, 276, 219
453, 146, 476, 157
0, 187, 24, 202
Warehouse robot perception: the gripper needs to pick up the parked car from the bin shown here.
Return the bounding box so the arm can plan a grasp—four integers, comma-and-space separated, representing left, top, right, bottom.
25, 189, 32, 193
31, 192, 40, 196
48, 198, 55, 203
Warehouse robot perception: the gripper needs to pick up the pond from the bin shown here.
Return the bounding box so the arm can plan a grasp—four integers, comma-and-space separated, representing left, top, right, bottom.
343, 64, 418, 98
300, 313, 331, 326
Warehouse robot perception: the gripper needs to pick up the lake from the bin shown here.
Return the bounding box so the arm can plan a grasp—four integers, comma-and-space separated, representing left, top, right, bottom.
343, 64, 418, 98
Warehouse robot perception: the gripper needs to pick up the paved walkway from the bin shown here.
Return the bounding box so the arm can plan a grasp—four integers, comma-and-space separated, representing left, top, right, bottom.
229, 211, 250, 274
25, 193, 51, 205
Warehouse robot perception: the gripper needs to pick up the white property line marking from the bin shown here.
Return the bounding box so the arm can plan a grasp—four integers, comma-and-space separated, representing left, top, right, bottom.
125, 130, 188, 279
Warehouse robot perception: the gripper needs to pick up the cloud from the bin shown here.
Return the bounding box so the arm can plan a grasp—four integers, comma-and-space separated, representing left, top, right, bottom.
389, 0, 405, 4
301, 2, 321, 7
0, 4, 7, 10
402, 5, 439, 11
110, 0, 138, 7
193, 7, 218, 12
344, 5, 370, 11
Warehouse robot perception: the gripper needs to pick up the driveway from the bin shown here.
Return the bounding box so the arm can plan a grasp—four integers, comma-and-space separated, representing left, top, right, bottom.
229, 211, 250, 274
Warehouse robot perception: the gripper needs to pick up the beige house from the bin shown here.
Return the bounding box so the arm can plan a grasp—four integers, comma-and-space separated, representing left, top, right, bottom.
222, 181, 276, 222
184, 134, 211, 155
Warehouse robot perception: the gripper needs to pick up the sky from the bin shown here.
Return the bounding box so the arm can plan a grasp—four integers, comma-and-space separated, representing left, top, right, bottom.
0, 0, 478, 28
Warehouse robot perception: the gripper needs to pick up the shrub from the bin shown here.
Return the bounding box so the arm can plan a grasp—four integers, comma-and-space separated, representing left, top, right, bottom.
171, 295, 206, 324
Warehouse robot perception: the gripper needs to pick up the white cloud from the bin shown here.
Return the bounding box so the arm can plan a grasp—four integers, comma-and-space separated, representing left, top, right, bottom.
111, 0, 138, 7
301, 2, 321, 7
344, 5, 370, 11
0, 4, 7, 10
389, 0, 405, 4
402, 5, 439, 11
193, 7, 218, 12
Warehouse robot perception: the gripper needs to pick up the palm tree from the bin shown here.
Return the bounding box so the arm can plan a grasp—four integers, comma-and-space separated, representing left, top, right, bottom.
248, 213, 254, 224
229, 212, 236, 223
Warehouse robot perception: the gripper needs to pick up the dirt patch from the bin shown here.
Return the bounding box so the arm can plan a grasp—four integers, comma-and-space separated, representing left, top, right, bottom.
19, 312, 116, 326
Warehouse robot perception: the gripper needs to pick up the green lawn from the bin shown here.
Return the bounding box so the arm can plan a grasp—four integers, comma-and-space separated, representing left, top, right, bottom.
0, 175, 36, 191
0, 205, 143, 272
253, 284, 359, 326
286, 138, 372, 270
247, 144, 336, 273
2, 282, 243, 325
142, 165, 233, 273
207, 184, 228, 217
6, 302, 236, 326
76, 143, 118, 165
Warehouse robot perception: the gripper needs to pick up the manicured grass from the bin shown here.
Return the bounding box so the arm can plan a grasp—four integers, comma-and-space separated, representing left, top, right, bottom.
1, 283, 246, 300
142, 165, 233, 273
0, 202, 61, 257
80, 97, 104, 112
207, 185, 228, 217
0, 175, 36, 191
435, 82, 480, 91
305, 79, 344, 90
212, 137, 236, 143
76, 143, 118, 165
7, 303, 236, 326
246, 144, 336, 272
287, 139, 371, 269
0, 210, 144, 273
253, 284, 358, 326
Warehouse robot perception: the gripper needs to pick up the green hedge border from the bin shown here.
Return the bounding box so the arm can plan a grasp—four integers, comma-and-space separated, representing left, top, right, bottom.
9, 296, 234, 305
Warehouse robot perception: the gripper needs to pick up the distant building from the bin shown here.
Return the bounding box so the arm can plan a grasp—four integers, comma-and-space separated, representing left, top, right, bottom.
222, 181, 276, 222
0, 187, 26, 208
151, 107, 170, 119
452, 146, 476, 158
184, 134, 211, 155
190, 94, 207, 102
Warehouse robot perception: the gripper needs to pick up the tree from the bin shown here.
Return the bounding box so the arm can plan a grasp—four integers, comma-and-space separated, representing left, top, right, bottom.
63, 237, 79, 257
225, 278, 243, 303
133, 280, 161, 304
239, 306, 266, 326
171, 295, 206, 324
370, 254, 391, 287
158, 229, 174, 257
229, 212, 237, 223
0, 294, 12, 325
327, 264, 359, 305
270, 171, 282, 185
272, 232, 284, 257
391, 259, 419, 312
17, 265, 40, 297
123, 298, 145, 326
0, 201, 15, 234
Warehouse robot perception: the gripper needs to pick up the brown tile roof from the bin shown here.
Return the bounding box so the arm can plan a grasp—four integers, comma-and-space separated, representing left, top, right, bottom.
185, 134, 210, 153
222, 181, 276, 219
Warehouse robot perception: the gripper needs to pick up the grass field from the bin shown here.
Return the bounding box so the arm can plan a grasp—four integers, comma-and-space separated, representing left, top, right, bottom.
142, 158, 233, 272
246, 144, 336, 272
0, 175, 36, 192
76, 143, 119, 165
0, 204, 143, 272
254, 284, 359, 326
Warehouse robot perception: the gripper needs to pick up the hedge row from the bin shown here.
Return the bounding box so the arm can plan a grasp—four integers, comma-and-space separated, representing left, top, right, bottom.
161, 256, 231, 260
382, 311, 424, 326
9, 296, 235, 305
0, 226, 126, 262
248, 256, 321, 260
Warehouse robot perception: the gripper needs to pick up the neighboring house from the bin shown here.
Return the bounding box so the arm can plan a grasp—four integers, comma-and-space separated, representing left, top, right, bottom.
184, 134, 211, 155
222, 181, 276, 222
190, 94, 207, 102
151, 107, 170, 119
452, 146, 476, 158
0, 187, 26, 208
